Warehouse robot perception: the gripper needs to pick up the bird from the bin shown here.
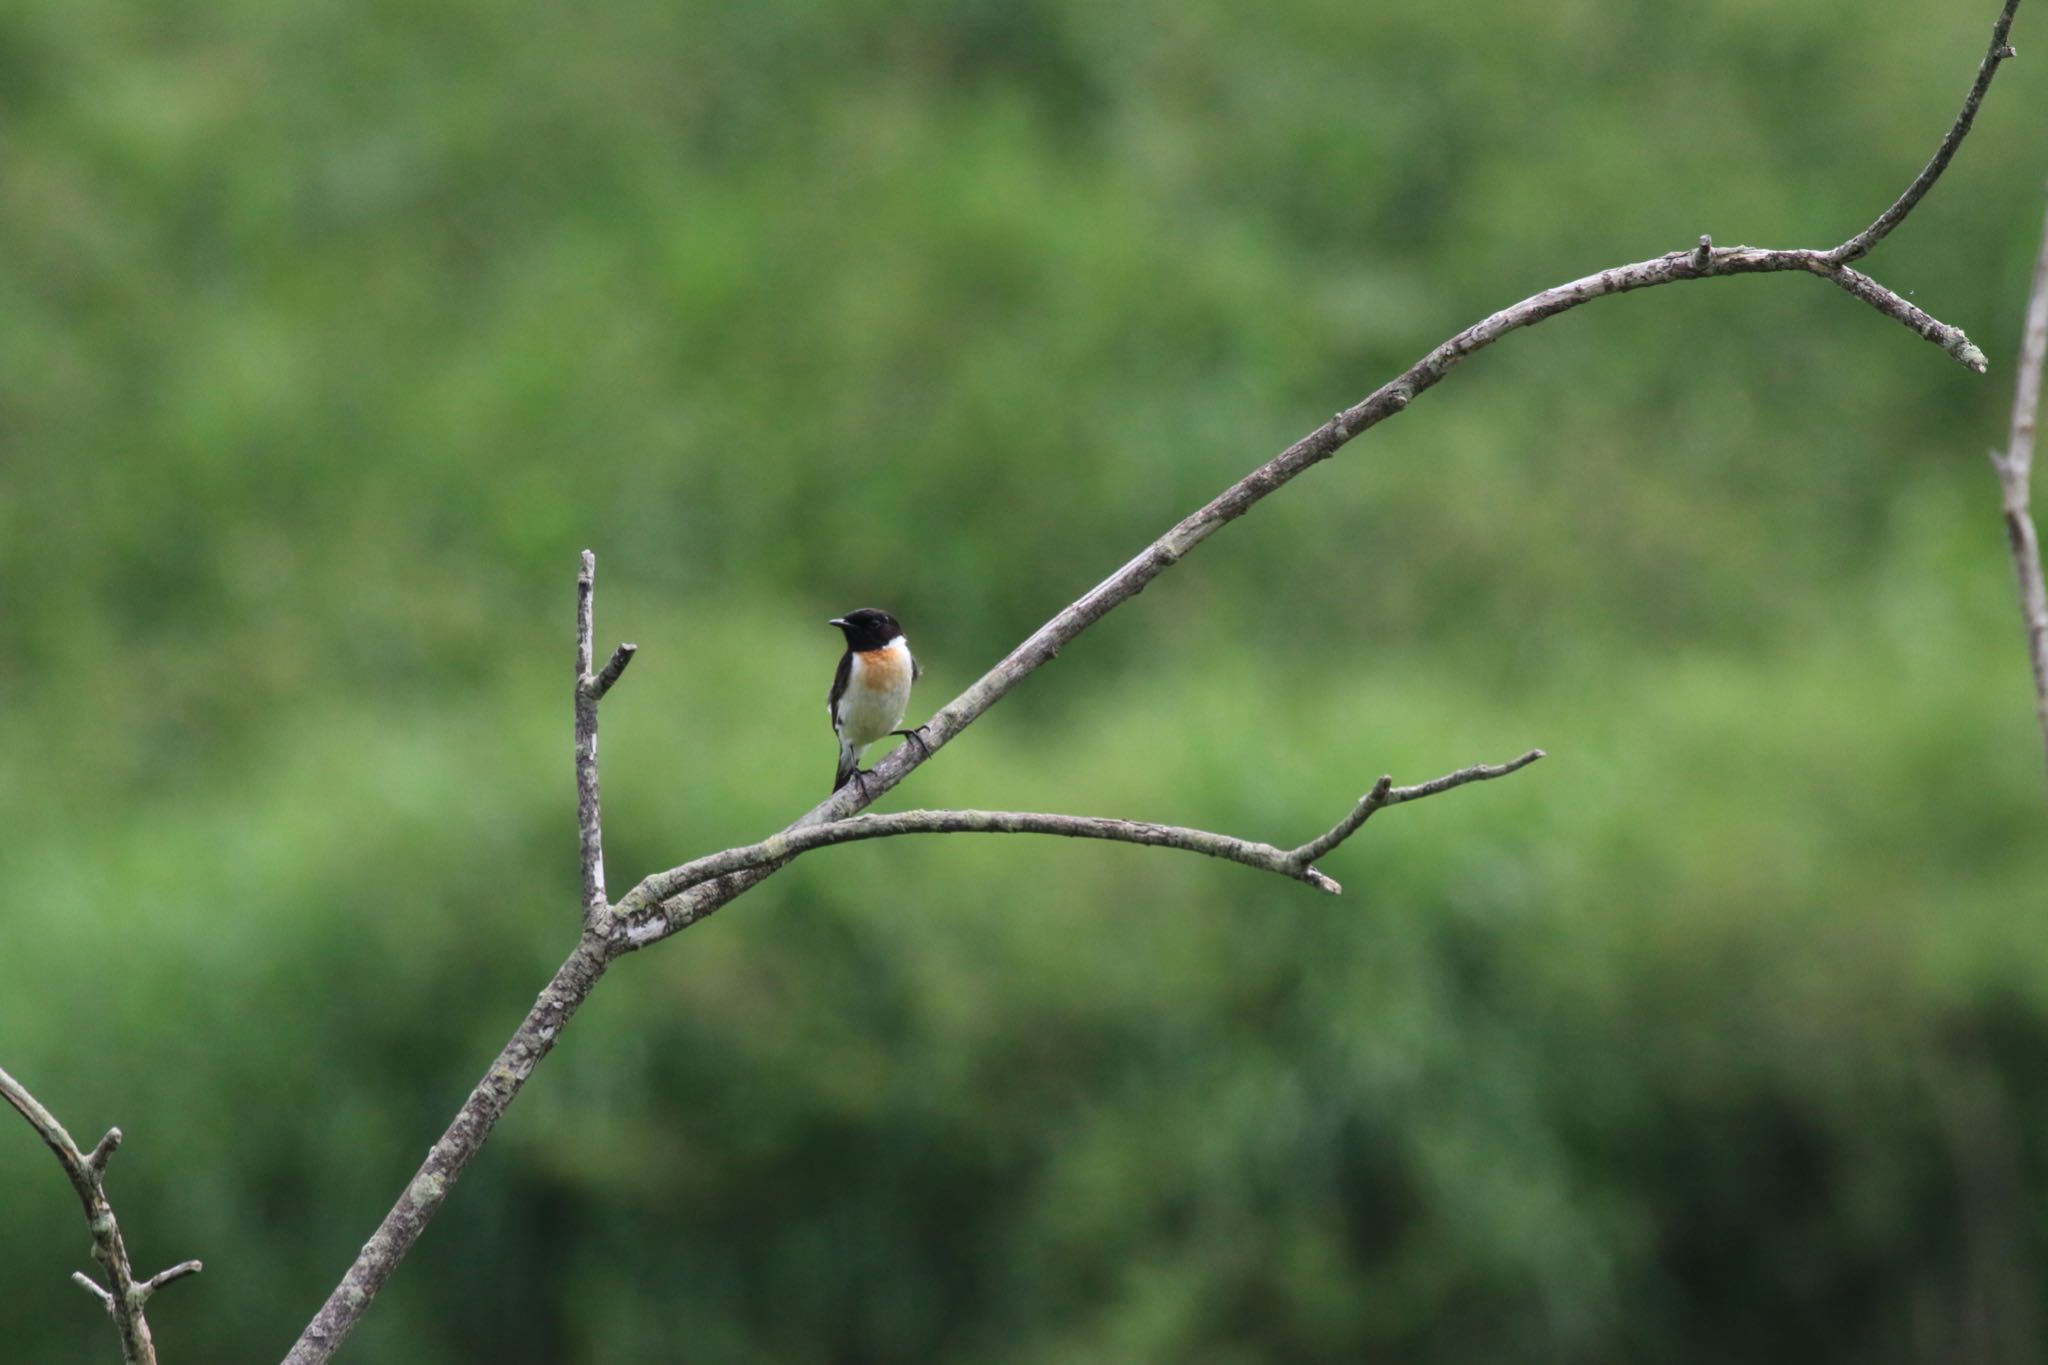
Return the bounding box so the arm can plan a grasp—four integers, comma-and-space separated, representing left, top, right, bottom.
826, 608, 926, 795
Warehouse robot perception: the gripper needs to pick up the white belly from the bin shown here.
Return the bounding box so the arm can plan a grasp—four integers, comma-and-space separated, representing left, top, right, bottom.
836, 642, 913, 748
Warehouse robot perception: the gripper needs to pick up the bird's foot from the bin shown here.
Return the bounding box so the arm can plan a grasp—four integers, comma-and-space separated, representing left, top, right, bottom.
891, 725, 933, 759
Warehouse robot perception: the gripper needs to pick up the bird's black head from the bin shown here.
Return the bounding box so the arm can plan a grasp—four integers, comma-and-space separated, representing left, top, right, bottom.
829, 608, 903, 652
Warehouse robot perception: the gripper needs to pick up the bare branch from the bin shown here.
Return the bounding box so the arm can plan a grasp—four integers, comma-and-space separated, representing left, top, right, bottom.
574, 550, 596, 680
1, 1065, 197, 1365
282, 935, 614, 1365
638, 809, 1346, 895
1292, 750, 1546, 865
573, 551, 635, 925
618, 752, 1541, 905
1292, 777, 1397, 868
142, 1260, 206, 1299
1832, 0, 2022, 265
73, 1272, 115, 1311
88, 1126, 122, 1174
591, 642, 637, 700
1816, 262, 1988, 373
1993, 190, 2048, 790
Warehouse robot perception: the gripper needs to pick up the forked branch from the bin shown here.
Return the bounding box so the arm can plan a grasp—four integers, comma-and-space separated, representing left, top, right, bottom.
0, 1065, 202, 1365
618, 748, 1545, 904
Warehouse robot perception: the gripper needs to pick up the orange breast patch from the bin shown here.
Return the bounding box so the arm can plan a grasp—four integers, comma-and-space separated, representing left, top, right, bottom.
857, 646, 911, 691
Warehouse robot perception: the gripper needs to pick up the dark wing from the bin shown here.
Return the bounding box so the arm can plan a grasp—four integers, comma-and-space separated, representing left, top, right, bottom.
827, 649, 852, 729
911, 649, 922, 683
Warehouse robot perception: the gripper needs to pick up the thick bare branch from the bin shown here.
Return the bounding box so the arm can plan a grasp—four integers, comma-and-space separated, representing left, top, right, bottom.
1832, 0, 2022, 265
282, 935, 614, 1365
1, 1065, 199, 1365
618, 750, 1541, 904
1993, 191, 2048, 789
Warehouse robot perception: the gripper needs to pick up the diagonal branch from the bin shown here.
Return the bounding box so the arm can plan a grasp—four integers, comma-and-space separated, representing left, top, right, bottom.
1, 1065, 201, 1365
620, 749, 1544, 902
1992, 189, 2048, 791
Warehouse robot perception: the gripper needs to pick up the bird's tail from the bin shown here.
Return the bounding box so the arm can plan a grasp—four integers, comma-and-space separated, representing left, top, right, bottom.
833, 743, 861, 793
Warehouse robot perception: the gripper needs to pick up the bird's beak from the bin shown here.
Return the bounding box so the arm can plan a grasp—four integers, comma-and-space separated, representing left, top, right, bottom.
827, 617, 847, 628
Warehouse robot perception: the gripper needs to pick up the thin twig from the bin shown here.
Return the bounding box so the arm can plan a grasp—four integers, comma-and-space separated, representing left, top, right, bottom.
573, 550, 635, 926
1290, 750, 1547, 866
620, 750, 1542, 904
1, 1065, 200, 1365
142, 1261, 205, 1297
592, 643, 637, 700
88, 1126, 122, 1174
72, 1272, 116, 1309
1831, 0, 2022, 265
1993, 190, 2048, 790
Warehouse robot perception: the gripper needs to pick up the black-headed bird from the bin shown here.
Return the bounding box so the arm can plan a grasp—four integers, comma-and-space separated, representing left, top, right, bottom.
826, 608, 924, 794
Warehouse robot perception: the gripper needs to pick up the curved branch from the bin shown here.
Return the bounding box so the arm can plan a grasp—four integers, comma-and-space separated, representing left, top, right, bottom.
622, 749, 1543, 903
1831, 0, 2022, 265
1, 1065, 200, 1365
660, 809, 1347, 894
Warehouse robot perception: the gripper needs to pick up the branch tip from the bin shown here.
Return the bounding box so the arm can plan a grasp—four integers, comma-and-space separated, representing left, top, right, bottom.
1831, 0, 2021, 265
87, 1127, 122, 1173
72, 1272, 114, 1310
142, 1260, 204, 1298
590, 643, 637, 699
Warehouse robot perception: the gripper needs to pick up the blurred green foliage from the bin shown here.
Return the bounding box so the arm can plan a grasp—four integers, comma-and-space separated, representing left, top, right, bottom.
5, 0, 2048, 1360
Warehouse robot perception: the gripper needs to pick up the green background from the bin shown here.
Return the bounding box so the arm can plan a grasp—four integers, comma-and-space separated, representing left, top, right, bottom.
5, 1, 2048, 1360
